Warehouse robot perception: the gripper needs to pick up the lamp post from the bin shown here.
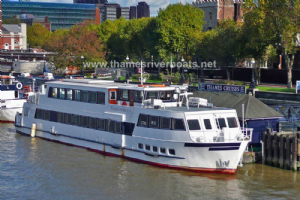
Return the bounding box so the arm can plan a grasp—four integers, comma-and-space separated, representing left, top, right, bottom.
250, 59, 256, 88
81, 55, 85, 76
126, 55, 130, 80
180, 56, 185, 85
11, 53, 14, 72
43, 54, 46, 73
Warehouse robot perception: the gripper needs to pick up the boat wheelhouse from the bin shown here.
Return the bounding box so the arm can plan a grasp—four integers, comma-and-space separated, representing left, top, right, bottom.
15, 79, 252, 174
0, 75, 26, 123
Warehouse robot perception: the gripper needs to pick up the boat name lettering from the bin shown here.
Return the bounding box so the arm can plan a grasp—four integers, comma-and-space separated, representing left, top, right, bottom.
110, 106, 132, 113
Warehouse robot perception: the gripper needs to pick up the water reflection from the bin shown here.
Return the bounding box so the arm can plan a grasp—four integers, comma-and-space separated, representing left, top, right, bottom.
1, 123, 300, 200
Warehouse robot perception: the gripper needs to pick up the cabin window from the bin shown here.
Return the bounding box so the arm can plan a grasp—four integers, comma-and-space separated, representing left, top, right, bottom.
80, 116, 88, 127
74, 90, 81, 101
81, 91, 89, 102
160, 147, 166, 154
138, 114, 148, 127
35, 109, 43, 119
160, 117, 171, 129
216, 118, 227, 129
138, 143, 143, 149
188, 120, 201, 130
119, 90, 129, 101
110, 91, 116, 100
57, 112, 64, 123
146, 91, 158, 100
123, 122, 135, 136
89, 117, 97, 129
172, 119, 185, 130
149, 116, 159, 128
72, 115, 80, 126
44, 110, 50, 121
134, 91, 143, 102
115, 122, 121, 134
97, 119, 105, 130
204, 119, 212, 130
169, 149, 175, 155
145, 145, 150, 151
65, 113, 72, 124
153, 146, 158, 152
59, 88, 66, 99
50, 111, 57, 122
66, 89, 73, 100
97, 92, 105, 104
89, 92, 97, 103
227, 117, 238, 128
160, 91, 173, 101
51, 88, 58, 98
107, 120, 115, 133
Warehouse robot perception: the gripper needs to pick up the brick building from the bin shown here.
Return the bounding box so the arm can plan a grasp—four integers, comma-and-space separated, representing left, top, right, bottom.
0, 1, 27, 51
193, 0, 243, 31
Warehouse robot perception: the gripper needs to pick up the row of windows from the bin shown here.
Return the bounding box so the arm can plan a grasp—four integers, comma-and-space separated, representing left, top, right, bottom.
187, 117, 238, 131
138, 143, 176, 155
49, 87, 106, 105
35, 109, 135, 136
119, 90, 174, 102
138, 114, 186, 130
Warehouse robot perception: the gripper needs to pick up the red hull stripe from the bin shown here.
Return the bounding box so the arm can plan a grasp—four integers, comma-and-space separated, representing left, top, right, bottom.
0, 120, 14, 123
16, 130, 237, 174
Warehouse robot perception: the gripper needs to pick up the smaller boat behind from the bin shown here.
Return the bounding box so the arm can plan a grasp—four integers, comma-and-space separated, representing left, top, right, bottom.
0, 75, 27, 123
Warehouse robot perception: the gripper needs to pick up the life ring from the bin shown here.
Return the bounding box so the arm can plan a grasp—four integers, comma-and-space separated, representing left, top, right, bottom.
16, 82, 23, 90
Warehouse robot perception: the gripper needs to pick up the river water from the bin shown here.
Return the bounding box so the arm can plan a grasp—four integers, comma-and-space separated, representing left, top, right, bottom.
1, 123, 300, 200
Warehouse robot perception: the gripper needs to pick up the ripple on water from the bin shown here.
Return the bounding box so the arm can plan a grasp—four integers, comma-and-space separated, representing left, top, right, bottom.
1, 123, 300, 200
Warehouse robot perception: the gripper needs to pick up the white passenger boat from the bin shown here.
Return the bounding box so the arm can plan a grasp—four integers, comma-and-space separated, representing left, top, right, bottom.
0, 76, 26, 123
15, 79, 252, 174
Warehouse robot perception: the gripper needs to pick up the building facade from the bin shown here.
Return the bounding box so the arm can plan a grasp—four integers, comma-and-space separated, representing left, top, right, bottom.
2, 1, 97, 31
73, 0, 107, 4
130, 6, 137, 19
117, 7, 130, 20
99, 3, 119, 23
193, 0, 243, 31
137, 2, 150, 18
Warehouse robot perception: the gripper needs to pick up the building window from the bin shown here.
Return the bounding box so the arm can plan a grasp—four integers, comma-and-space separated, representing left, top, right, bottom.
209, 12, 212, 20
138, 114, 148, 127
227, 117, 238, 128
172, 119, 185, 130
188, 120, 201, 130
204, 119, 212, 130
160, 117, 171, 129
149, 115, 159, 128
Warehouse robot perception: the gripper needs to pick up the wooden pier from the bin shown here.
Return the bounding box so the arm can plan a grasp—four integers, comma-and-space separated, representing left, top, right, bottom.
262, 127, 300, 171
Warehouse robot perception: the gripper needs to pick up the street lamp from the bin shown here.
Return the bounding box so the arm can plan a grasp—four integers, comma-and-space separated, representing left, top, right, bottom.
250, 59, 256, 88
81, 55, 85, 76
43, 54, 46, 73
180, 56, 185, 84
125, 55, 130, 80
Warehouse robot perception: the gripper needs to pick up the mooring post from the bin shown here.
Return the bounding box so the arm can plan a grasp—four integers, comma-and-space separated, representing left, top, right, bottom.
273, 134, 279, 167
285, 135, 291, 170
279, 134, 284, 169
267, 133, 273, 166
262, 131, 267, 165
291, 135, 298, 171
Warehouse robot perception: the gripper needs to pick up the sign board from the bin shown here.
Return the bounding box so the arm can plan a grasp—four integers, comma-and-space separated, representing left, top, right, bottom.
296, 81, 300, 94
198, 83, 246, 94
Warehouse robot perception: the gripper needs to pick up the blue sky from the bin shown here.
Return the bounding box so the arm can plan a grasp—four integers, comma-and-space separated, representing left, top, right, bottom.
20, 0, 194, 16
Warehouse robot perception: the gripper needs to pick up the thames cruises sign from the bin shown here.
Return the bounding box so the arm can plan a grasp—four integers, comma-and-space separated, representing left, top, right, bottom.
198, 83, 246, 94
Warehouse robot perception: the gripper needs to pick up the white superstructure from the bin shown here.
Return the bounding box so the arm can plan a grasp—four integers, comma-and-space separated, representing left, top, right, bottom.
15, 79, 252, 174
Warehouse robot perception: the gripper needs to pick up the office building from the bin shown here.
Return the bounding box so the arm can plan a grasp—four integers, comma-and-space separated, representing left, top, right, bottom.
2, 1, 98, 31
137, 2, 150, 18
117, 7, 130, 20
74, 0, 107, 4
129, 6, 137, 19
98, 3, 120, 23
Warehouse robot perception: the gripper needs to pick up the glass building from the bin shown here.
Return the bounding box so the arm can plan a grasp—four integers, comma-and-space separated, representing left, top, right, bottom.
2, 1, 96, 31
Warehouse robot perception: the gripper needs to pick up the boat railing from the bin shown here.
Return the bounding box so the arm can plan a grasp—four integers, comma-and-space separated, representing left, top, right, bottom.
28, 93, 40, 105
240, 128, 253, 142
211, 128, 253, 143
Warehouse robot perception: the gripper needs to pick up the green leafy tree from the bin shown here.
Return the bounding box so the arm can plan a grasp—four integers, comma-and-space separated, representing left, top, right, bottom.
27, 23, 52, 48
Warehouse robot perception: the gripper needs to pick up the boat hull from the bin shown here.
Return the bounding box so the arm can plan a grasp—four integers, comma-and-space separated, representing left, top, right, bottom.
0, 107, 23, 123
15, 125, 248, 174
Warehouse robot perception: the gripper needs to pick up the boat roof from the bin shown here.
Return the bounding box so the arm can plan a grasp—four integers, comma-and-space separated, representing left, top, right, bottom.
47, 79, 185, 91
164, 106, 235, 113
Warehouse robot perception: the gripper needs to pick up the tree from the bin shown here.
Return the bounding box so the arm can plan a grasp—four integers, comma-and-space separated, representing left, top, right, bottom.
3, 16, 21, 24
156, 4, 205, 61
27, 23, 52, 48
243, 0, 300, 88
